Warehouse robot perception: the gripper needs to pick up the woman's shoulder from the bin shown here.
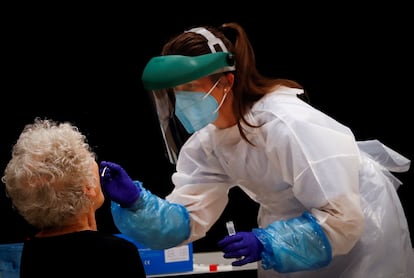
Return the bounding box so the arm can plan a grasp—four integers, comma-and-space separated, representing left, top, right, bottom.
252, 86, 309, 116
38, 230, 139, 252
262, 85, 305, 103
94, 232, 138, 247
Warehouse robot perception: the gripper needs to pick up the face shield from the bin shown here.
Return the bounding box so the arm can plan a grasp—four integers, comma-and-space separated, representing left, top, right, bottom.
143, 52, 235, 164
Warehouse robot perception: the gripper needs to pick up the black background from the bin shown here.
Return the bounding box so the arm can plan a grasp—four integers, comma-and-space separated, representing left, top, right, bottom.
1, 4, 412, 252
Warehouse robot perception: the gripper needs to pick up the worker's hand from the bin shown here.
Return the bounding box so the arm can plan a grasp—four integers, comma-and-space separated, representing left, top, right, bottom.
99, 161, 141, 208
218, 231, 263, 266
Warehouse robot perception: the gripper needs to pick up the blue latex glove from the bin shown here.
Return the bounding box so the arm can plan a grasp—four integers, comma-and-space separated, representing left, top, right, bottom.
218, 231, 263, 266
99, 161, 141, 208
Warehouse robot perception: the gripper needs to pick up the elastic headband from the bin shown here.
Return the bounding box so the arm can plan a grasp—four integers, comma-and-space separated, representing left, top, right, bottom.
186, 27, 236, 72
186, 27, 229, 53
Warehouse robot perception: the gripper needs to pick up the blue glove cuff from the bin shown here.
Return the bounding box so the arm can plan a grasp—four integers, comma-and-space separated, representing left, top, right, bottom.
253, 211, 332, 273
125, 181, 145, 211
111, 181, 191, 250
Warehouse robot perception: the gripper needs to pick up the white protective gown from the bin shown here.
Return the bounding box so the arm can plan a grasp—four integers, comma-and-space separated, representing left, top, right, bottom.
166, 86, 414, 277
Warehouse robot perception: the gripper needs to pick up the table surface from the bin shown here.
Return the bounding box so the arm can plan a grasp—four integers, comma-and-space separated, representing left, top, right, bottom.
148, 251, 258, 277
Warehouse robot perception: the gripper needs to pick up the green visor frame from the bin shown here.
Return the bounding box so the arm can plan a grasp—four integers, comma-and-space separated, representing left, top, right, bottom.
142, 52, 235, 90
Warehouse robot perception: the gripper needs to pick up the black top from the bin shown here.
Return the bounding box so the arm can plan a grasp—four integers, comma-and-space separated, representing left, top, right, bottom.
20, 230, 146, 277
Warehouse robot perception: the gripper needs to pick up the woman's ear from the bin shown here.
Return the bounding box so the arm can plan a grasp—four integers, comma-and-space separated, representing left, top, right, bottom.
223, 73, 234, 90
83, 185, 97, 198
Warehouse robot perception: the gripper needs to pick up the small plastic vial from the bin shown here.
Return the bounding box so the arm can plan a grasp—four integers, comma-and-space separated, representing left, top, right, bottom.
226, 221, 236, 236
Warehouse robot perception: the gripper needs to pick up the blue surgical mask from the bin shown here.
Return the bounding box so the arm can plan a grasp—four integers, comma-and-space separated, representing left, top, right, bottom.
175, 79, 226, 134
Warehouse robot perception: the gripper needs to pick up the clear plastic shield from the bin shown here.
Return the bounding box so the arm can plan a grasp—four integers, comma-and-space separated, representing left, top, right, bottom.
149, 88, 190, 164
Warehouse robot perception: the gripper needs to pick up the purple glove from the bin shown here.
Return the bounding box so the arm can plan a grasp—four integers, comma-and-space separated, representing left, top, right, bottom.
218, 231, 263, 266
99, 161, 141, 208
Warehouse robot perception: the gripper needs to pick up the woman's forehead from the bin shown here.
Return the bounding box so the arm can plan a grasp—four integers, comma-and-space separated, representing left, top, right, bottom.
174, 76, 212, 90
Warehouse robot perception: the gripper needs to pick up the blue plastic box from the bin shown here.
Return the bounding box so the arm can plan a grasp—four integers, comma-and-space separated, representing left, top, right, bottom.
0, 242, 23, 278
115, 234, 193, 276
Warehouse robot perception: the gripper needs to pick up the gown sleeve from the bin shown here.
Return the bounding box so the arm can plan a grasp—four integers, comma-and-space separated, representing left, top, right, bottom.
167, 131, 234, 243
111, 131, 232, 249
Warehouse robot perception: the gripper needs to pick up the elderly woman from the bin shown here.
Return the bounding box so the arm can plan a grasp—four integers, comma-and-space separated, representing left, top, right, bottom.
2, 118, 146, 277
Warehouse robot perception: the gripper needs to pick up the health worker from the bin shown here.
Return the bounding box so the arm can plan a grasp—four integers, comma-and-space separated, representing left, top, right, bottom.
100, 23, 414, 277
